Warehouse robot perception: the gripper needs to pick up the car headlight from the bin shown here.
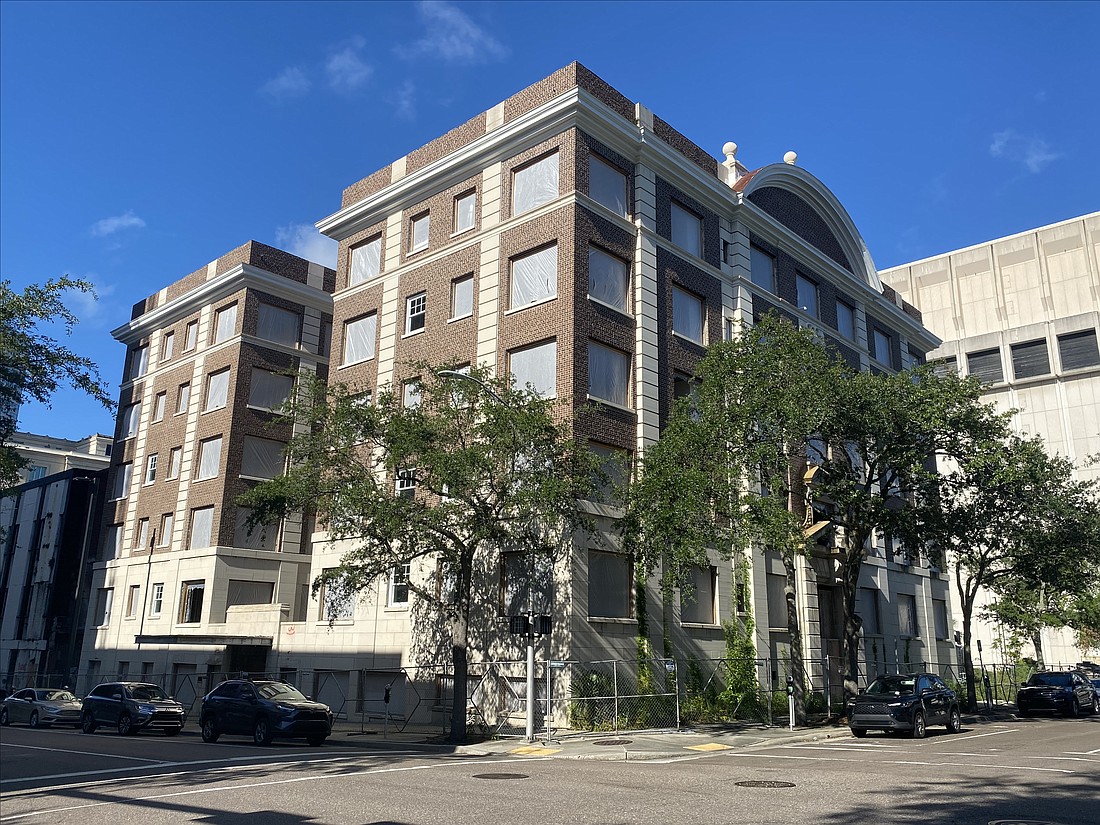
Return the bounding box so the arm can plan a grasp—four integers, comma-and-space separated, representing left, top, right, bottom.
274, 704, 297, 716
886, 701, 909, 708
137, 703, 156, 715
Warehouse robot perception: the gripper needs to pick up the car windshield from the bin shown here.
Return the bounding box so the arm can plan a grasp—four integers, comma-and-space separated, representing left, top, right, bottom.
866, 676, 916, 696
1027, 673, 1071, 687
129, 685, 169, 701
40, 690, 76, 701
256, 682, 308, 702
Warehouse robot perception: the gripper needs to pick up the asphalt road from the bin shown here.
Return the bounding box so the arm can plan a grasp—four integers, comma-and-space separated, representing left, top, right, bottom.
2, 716, 1097, 824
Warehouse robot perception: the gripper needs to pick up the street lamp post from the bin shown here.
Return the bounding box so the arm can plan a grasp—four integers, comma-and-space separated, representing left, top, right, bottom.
437, 369, 540, 742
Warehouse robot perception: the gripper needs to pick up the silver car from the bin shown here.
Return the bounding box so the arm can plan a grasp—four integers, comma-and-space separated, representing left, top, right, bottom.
1, 688, 83, 728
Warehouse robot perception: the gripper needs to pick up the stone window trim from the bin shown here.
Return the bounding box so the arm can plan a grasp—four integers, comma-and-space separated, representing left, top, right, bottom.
452, 189, 477, 236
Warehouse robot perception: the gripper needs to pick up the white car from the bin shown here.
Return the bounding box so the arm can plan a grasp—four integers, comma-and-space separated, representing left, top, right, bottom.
1, 688, 83, 728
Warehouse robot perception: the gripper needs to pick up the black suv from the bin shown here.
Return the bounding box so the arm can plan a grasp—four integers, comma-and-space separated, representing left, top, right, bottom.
1016, 670, 1098, 717
199, 680, 332, 746
81, 682, 186, 736
846, 672, 961, 738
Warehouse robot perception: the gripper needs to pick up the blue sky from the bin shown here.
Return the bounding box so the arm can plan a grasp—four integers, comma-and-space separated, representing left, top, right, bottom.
2, 0, 1098, 440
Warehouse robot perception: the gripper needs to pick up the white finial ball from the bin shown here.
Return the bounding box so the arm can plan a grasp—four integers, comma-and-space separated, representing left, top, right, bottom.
783, 150, 798, 165
722, 141, 738, 159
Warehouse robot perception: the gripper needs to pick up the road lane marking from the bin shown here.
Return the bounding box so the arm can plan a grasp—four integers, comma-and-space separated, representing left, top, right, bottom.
0, 756, 546, 821
715, 751, 1074, 774
944, 729, 1018, 742
0, 743, 167, 763
1033, 756, 1100, 763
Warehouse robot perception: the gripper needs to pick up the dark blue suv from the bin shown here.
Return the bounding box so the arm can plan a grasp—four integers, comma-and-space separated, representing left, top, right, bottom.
199, 680, 332, 746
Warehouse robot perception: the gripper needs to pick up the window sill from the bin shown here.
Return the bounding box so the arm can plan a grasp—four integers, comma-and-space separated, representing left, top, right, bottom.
447, 312, 473, 324
338, 357, 375, 370
671, 331, 705, 347
239, 474, 276, 482
450, 227, 475, 239
680, 621, 721, 629
316, 619, 355, 626
245, 404, 282, 414
202, 407, 227, 415
402, 328, 426, 340
385, 604, 410, 612
193, 476, 219, 484
408, 245, 429, 256
587, 616, 636, 624
505, 295, 557, 316
586, 395, 634, 414
587, 296, 631, 319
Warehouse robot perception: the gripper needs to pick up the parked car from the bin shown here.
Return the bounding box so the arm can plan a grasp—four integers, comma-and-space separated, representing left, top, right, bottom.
846, 672, 961, 738
1091, 678, 1100, 705
199, 679, 332, 746
80, 682, 186, 736
1016, 670, 1098, 717
0, 688, 82, 728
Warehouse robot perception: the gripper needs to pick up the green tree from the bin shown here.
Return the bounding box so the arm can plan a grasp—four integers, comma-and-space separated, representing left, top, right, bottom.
1, 277, 114, 491
238, 364, 598, 743
623, 315, 849, 723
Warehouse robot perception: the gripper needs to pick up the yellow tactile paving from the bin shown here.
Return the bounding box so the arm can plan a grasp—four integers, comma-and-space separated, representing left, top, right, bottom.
685, 742, 733, 752
510, 745, 562, 756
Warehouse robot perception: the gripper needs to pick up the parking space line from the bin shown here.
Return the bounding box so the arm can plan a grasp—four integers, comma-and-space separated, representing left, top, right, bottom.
943, 729, 1017, 742
0, 743, 166, 763
717, 751, 1075, 774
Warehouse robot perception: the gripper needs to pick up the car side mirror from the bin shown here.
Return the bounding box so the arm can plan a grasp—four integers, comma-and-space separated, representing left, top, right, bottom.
858, 688, 866, 695
1020, 682, 1027, 688
112, 693, 124, 700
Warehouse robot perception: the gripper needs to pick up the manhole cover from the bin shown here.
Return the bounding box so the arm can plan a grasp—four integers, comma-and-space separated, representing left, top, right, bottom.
472, 773, 529, 780
735, 780, 796, 789
989, 821, 1061, 825
592, 738, 633, 745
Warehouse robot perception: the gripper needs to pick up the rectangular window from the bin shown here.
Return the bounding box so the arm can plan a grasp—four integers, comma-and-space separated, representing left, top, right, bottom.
1058, 329, 1100, 370
130, 345, 149, 380
396, 468, 417, 498
513, 152, 559, 215
179, 581, 205, 623
257, 303, 300, 347
836, 300, 856, 340
150, 583, 164, 617
321, 570, 353, 620
184, 320, 198, 351
933, 598, 949, 641
134, 518, 150, 550
672, 285, 705, 344
967, 348, 1003, 383
451, 275, 474, 320
509, 340, 557, 398
189, 507, 214, 550
152, 391, 166, 422
500, 551, 551, 616
111, 462, 132, 500
589, 443, 630, 505
681, 565, 717, 625
350, 236, 382, 285
797, 273, 819, 317
767, 573, 788, 629
95, 588, 113, 626
932, 356, 958, 377
167, 447, 182, 480
159, 513, 173, 547
226, 579, 275, 608
176, 382, 191, 414
402, 380, 421, 409
588, 247, 629, 313
750, 246, 776, 292
405, 292, 426, 334
126, 584, 141, 619
144, 453, 158, 484
454, 190, 476, 233
233, 507, 279, 551
1011, 339, 1051, 379
105, 524, 123, 560
587, 342, 630, 406
249, 368, 293, 411
241, 436, 285, 480
27, 465, 46, 481
671, 201, 702, 257
196, 436, 222, 480
898, 593, 918, 637
410, 212, 430, 252
342, 313, 377, 365
204, 368, 230, 412
213, 304, 238, 344
858, 587, 881, 635
589, 155, 628, 217
162, 332, 174, 361
122, 402, 141, 438
389, 563, 411, 606
588, 550, 631, 618
872, 328, 893, 368
510, 244, 557, 309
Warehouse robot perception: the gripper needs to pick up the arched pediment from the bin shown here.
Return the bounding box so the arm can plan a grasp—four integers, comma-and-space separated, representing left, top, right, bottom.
736, 164, 883, 293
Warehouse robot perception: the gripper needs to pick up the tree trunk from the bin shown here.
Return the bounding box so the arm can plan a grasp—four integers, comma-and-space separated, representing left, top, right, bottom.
957, 567, 978, 713
1031, 629, 1045, 670
784, 553, 806, 725
839, 532, 866, 701
449, 611, 468, 744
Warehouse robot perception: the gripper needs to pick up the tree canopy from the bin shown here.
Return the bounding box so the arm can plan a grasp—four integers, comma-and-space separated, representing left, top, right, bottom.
239, 363, 599, 742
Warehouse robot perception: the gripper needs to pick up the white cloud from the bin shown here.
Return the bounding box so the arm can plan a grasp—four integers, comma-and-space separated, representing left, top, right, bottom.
89, 211, 145, 237
390, 80, 416, 120
326, 36, 373, 92
275, 224, 338, 269
261, 67, 311, 100
65, 274, 116, 325
399, 1, 509, 64
989, 129, 1062, 174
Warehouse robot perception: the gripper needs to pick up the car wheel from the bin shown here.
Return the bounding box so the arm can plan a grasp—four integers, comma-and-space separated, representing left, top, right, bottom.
0, 708, 9, 726
81, 712, 97, 734
850, 727, 867, 738
1018, 707, 1030, 718
29, 711, 40, 729
201, 717, 220, 743
911, 711, 927, 739
947, 707, 961, 734
253, 718, 273, 746
306, 735, 326, 747
1069, 698, 1080, 718
164, 726, 181, 737
117, 713, 134, 736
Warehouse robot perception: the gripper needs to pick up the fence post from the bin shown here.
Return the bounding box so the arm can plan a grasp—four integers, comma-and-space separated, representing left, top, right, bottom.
673, 659, 680, 729
613, 660, 619, 733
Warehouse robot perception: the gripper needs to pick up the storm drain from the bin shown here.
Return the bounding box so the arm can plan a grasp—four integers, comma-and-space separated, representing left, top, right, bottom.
734, 780, 796, 789
473, 773, 529, 780
591, 738, 633, 746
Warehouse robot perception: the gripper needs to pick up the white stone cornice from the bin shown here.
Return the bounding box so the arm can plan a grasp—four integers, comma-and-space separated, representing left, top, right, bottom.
112, 264, 333, 345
